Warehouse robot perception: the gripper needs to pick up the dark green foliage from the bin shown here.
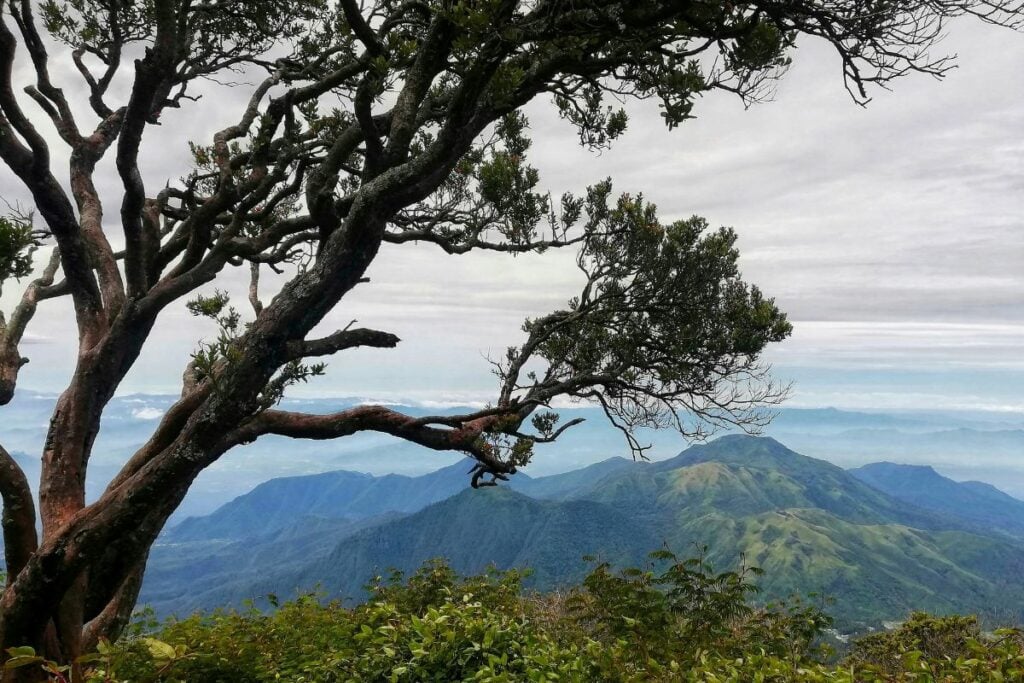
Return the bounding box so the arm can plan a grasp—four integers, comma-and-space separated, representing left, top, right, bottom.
521, 188, 792, 444
562, 548, 833, 673
846, 612, 1024, 680
83, 562, 591, 682
41, 0, 325, 73
0, 216, 39, 284
365, 558, 527, 620
550, 190, 793, 370
848, 612, 982, 676
22, 555, 1024, 682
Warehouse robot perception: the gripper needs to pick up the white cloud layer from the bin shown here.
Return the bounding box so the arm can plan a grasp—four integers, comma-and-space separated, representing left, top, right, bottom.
0, 21, 1021, 414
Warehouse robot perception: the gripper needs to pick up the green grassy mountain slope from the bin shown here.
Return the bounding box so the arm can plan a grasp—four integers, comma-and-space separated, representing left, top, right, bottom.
575, 435, 961, 530
560, 436, 1024, 625
668, 508, 1024, 625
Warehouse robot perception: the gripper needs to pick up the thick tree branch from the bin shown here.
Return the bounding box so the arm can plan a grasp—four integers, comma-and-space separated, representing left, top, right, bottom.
340, 0, 383, 55
286, 327, 400, 360
247, 262, 264, 316
0, 11, 51, 170
384, 227, 585, 255
9, 0, 82, 144
0, 442, 37, 582
115, 0, 182, 298
0, 247, 60, 403
231, 404, 516, 476
81, 559, 145, 653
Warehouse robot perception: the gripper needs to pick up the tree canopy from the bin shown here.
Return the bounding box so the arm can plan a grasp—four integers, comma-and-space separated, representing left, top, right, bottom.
0, 0, 1019, 672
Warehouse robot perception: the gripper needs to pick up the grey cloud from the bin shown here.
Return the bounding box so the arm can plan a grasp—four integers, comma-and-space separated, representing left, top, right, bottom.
1, 20, 1022, 409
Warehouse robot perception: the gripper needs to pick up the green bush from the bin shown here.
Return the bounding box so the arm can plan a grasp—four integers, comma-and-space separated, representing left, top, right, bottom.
9, 552, 1024, 682
845, 612, 1024, 681
558, 548, 834, 679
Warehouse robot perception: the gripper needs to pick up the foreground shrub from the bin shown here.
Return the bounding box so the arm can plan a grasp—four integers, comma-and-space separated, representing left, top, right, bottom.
8, 553, 1024, 682
845, 612, 1024, 681
558, 548, 834, 678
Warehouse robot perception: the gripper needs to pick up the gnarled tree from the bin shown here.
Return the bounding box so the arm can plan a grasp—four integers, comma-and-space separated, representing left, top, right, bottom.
0, 0, 1019, 674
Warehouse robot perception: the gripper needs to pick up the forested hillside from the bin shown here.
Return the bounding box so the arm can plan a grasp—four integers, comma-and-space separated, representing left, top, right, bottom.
144, 436, 1024, 629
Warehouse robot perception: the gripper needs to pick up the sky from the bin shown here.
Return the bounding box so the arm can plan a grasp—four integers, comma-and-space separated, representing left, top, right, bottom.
1, 18, 1023, 416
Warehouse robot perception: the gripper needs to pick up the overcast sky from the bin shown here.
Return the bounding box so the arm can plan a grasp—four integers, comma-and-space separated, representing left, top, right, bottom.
1, 19, 1022, 415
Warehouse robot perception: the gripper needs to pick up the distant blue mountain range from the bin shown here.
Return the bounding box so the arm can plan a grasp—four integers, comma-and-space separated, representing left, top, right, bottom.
144, 435, 1024, 631
849, 461, 1024, 538
4, 390, 1024, 519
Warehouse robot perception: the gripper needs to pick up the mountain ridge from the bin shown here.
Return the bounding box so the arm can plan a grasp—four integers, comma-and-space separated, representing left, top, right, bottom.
849, 461, 1024, 538
142, 435, 1024, 629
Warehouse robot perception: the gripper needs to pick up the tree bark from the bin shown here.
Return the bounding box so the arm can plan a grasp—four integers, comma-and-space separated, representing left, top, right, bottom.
0, 445, 37, 581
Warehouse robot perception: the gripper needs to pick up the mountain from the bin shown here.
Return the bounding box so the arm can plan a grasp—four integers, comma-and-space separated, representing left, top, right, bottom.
148, 488, 658, 616
301, 487, 658, 598
849, 462, 1024, 538
770, 427, 1024, 498
145, 455, 638, 612
142, 436, 1024, 629
575, 435, 962, 531
511, 456, 636, 499
767, 407, 940, 434
167, 454, 636, 543
166, 460, 480, 541
143, 513, 404, 614
553, 436, 1024, 625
